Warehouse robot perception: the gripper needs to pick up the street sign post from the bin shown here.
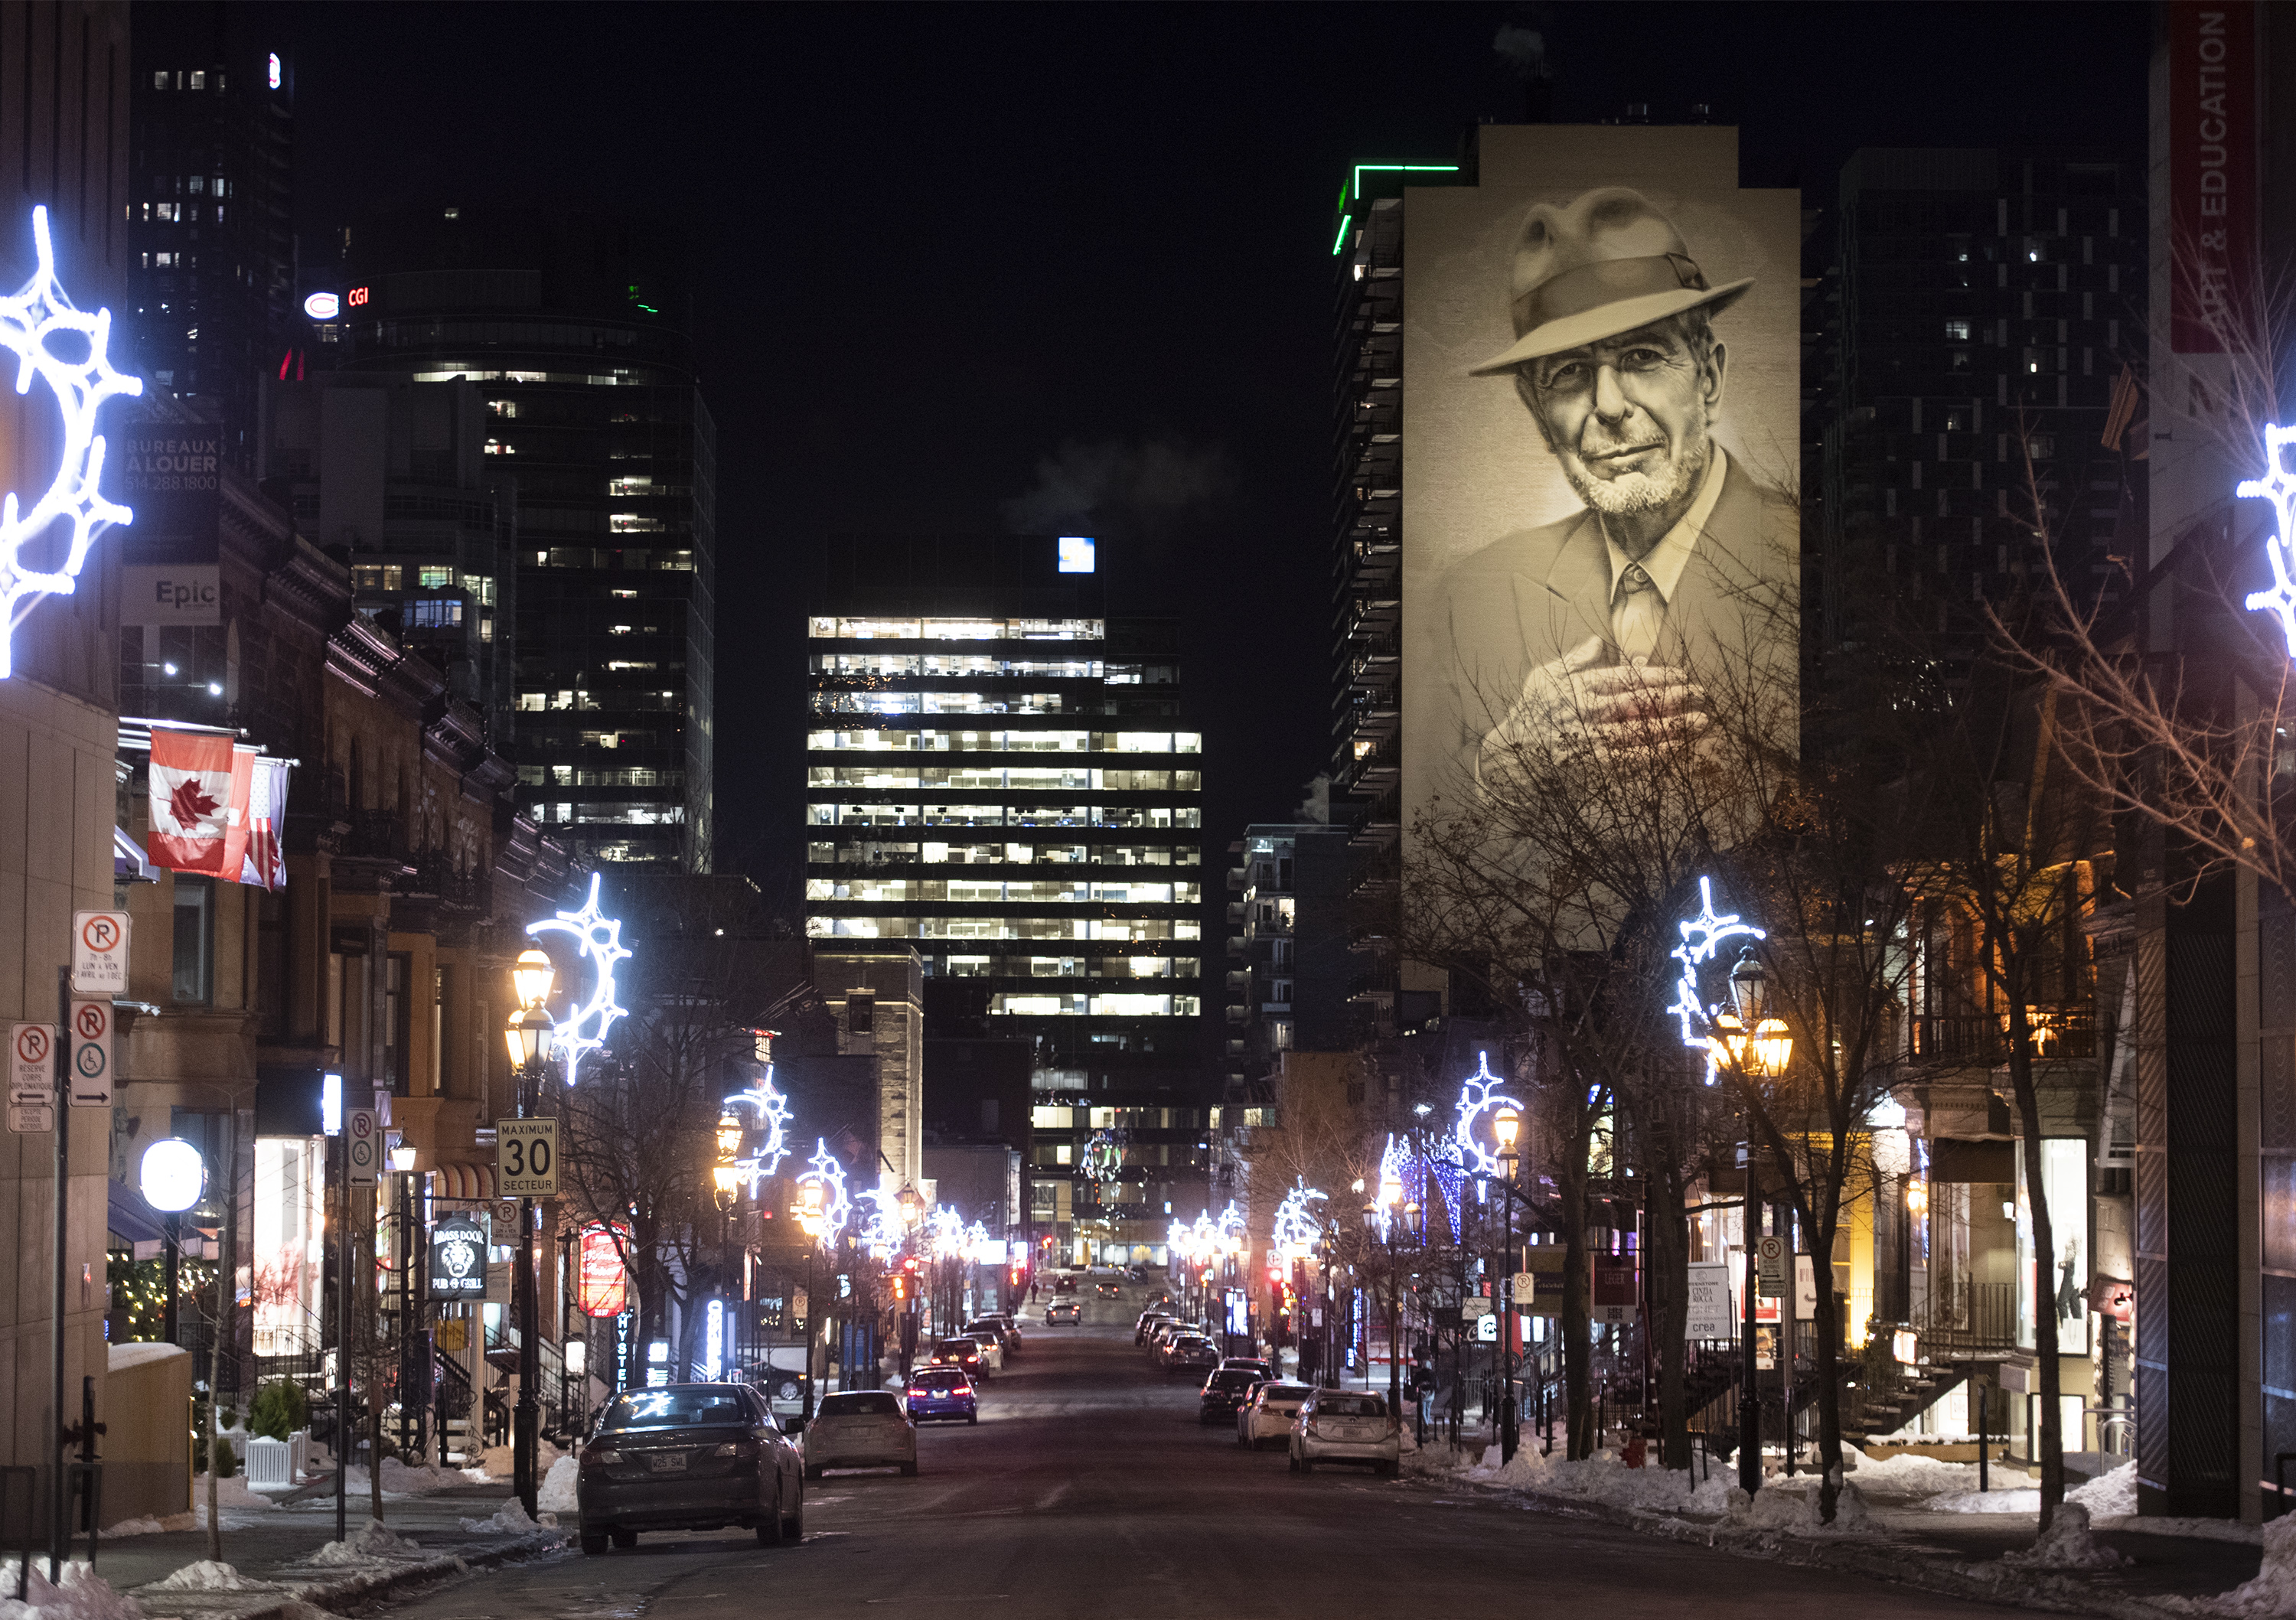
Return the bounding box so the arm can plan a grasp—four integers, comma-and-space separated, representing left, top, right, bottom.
346, 1107, 379, 1186
67, 999, 113, 1107
69, 911, 129, 996
8, 1022, 54, 1134
1756, 1234, 1786, 1297
497, 1118, 559, 1197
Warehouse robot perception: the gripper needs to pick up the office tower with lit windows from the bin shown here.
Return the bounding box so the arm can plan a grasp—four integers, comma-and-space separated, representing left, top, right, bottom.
804, 534, 1212, 1262
330, 207, 715, 869
129, 12, 293, 473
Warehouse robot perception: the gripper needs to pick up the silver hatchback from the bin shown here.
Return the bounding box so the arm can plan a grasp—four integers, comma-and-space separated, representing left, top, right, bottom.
1289, 1389, 1399, 1476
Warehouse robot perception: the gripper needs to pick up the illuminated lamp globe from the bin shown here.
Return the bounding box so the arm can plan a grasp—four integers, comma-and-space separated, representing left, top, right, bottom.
140, 1137, 205, 1214
504, 1004, 556, 1069
511, 947, 556, 1011
1492, 1104, 1521, 1151
715, 1111, 743, 1159
390, 1144, 418, 1174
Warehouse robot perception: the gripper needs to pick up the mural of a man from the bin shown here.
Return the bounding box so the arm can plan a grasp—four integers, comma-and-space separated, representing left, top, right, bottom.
1431, 186, 1795, 783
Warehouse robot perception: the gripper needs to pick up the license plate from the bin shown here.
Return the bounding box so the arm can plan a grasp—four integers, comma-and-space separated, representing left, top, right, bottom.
649, 1452, 687, 1473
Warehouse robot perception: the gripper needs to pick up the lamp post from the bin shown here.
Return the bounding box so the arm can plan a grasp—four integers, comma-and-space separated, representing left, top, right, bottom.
139, 1138, 204, 1347
796, 1182, 825, 1423
390, 1141, 421, 1462
1721, 947, 1791, 1495
503, 948, 557, 1523
1366, 1172, 1404, 1418
1492, 1103, 1521, 1461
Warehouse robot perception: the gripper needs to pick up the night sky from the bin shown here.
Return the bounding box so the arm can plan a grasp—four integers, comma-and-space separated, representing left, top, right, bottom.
249, 1, 2150, 898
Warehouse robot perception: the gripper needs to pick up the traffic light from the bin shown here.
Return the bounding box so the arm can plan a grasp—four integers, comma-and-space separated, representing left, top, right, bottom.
892, 1273, 909, 1302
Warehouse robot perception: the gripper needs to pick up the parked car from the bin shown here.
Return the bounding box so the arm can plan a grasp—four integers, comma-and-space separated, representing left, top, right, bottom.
1199, 1366, 1266, 1425
1159, 1335, 1222, 1376
1145, 1319, 1194, 1353
1218, 1357, 1274, 1381
576, 1382, 804, 1554
1289, 1390, 1399, 1476
904, 1367, 978, 1424
1237, 1380, 1313, 1449
802, 1390, 916, 1478
1045, 1300, 1082, 1325
928, 1337, 987, 1379
964, 1331, 1006, 1373
1133, 1311, 1174, 1345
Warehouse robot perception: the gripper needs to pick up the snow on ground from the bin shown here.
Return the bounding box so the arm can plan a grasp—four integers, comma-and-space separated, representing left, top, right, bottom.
536, 1455, 579, 1514
303, 1519, 426, 1568
2002, 1504, 2128, 1570
0, 1560, 147, 1620
1841, 1446, 1988, 1499
1740, 1480, 1877, 1535
2205, 1509, 2296, 1616
325, 1458, 467, 1498
473, 1439, 561, 1483
145, 1562, 266, 1593
456, 1500, 546, 1536
2069, 1462, 2138, 1518
1923, 1487, 2043, 1514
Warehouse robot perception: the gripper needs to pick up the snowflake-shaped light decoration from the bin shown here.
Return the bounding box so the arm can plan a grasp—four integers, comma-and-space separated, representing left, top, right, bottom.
793, 1138, 849, 1246
855, 1187, 904, 1259
1667, 874, 1767, 1086
526, 872, 631, 1088
1270, 1178, 1328, 1257
0, 206, 142, 681
928, 1204, 966, 1260
1215, 1201, 1246, 1243
2241, 422, 2296, 657
719, 1068, 792, 1195
1453, 1051, 1525, 1194
1081, 1129, 1123, 1185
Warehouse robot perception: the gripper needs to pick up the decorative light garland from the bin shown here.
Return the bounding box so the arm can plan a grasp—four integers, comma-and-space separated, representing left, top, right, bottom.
794, 1138, 850, 1245
1666, 875, 1766, 1086
0, 206, 142, 680
2243, 422, 2296, 656
719, 1068, 792, 1196
1453, 1051, 1524, 1186
1270, 1178, 1328, 1256
525, 872, 631, 1088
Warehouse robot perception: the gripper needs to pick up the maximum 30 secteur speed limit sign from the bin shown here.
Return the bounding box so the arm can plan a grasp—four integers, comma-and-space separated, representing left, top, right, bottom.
497, 1117, 559, 1197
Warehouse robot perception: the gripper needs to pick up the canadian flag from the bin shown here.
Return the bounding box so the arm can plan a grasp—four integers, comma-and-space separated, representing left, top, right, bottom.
240, 755, 291, 891
148, 728, 244, 875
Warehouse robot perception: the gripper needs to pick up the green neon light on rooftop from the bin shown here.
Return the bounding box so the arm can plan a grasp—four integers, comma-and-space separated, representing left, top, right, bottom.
1330, 213, 1353, 256
1350, 163, 1460, 205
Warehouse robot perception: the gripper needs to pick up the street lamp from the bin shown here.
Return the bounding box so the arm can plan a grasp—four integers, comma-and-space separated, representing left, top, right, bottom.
387, 1142, 422, 1462
1723, 946, 1792, 1495
1492, 1103, 1521, 1460
139, 1138, 204, 1346
503, 956, 556, 1523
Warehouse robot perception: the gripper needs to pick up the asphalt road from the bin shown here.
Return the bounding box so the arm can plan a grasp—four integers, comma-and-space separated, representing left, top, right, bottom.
405, 1287, 2025, 1620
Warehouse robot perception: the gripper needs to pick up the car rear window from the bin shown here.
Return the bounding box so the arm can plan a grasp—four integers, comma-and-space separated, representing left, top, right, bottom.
913, 1371, 965, 1389
819, 1393, 902, 1417
1264, 1384, 1313, 1401
936, 1339, 976, 1355
1209, 1371, 1259, 1390
1313, 1394, 1388, 1417
602, 1387, 752, 1430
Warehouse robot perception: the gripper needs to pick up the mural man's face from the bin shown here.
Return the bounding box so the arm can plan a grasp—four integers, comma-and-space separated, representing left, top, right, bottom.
1515, 318, 1726, 520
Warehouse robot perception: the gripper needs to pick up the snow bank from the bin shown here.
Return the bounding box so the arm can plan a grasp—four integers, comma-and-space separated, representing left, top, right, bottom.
1737, 1480, 1876, 1535
0, 1561, 145, 1620
2068, 1461, 2138, 1519
2209, 1511, 2296, 1616
457, 1500, 542, 1536
1923, 1486, 2041, 1514
304, 1520, 425, 1567
537, 1455, 579, 1514
1842, 1446, 1989, 1500
146, 1563, 263, 1593
474, 1439, 560, 1483
2004, 1504, 2128, 1570
334, 1459, 465, 1497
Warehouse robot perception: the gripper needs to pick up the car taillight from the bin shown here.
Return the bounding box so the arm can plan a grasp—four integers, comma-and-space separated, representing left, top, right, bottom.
582, 1447, 621, 1467
712, 1437, 762, 1459
906, 1387, 928, 1398
957, 1384, 974, 1396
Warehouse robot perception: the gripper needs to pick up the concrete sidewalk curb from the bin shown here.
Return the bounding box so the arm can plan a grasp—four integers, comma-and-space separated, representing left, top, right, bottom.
1428, 1468, 2180, 1620
129, 1528, 569, 1620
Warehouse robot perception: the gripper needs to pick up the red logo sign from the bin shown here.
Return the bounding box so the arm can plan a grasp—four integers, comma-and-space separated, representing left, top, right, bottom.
578, 1223, 631, 1318
345, 285, 370, 308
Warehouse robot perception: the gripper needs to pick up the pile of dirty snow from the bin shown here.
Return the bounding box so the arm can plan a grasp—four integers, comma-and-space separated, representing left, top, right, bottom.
2004, 1504, 2128, 1570
536, 1455, 580, 1514
2068, 1462, 2138, 1520
457, 1500, 544, 1536
2209, 1510, 2296, 1615
0, 1560, 145, 1620
475, 1439, 561, 1483
146, 1562, 266, 1593
1737, 1479, 1876, 1535
1841, 1446, 1988, 1500
305, 1519, 425, 1567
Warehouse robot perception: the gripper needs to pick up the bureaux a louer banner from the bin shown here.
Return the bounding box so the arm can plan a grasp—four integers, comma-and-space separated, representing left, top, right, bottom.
1400, 125, 1799, 844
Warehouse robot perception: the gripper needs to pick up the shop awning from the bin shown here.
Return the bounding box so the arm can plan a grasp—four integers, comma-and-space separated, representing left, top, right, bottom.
432, 1162, 497, 1201
106, 1181, 166, 1258
113, 826, 158, 884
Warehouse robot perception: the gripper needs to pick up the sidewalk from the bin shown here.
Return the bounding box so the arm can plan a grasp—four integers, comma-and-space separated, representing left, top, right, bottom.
36, 1475, 566, 1620
1404, 1436, 2275, 1618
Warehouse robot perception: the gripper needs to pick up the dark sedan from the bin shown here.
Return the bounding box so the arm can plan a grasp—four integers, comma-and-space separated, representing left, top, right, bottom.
905, 1367, 979, 1423
576, 1383, 804, 1554
1199, 1366, 1265, 1424
1163, 1335, 1221, 1376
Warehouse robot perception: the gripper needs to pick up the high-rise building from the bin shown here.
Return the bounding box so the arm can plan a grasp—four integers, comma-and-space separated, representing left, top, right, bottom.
1222, 823, 1352, 1087
128, 11, 292, 471
1806, 148, 2144, 655
803, 534, 1212, 1262
328, 208, 715, 869
258, 374, 519, 742
1328, 160, 1462, 1038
